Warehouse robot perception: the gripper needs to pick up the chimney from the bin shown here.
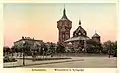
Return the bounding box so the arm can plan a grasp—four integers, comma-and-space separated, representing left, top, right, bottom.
22, 36, 24, 39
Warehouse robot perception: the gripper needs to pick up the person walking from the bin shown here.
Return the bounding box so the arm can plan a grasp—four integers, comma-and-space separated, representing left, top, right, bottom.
108, 50, 111, 58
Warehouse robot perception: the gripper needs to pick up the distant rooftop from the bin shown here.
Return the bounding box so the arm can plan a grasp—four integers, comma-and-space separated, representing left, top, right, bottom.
92, 32, 100, 38
14, 37, 43, 44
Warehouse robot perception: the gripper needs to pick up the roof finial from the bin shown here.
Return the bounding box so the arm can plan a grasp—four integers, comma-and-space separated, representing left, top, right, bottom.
79, 20, 81, 25
64, 4, 65, 9
95, 30, 97, 33
78, 16, 81, 26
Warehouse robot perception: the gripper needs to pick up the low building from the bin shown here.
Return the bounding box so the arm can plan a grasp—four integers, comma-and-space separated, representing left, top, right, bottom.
14, 36, 44, 52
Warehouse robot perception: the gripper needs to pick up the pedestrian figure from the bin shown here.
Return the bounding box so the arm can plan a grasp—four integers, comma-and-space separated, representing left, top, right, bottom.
20, 53, 22, 57
51, 53, 54, 57
109, 54, 110, 58
108, 50, 111, 58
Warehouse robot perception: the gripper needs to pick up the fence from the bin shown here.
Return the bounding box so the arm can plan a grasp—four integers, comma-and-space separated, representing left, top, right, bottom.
54, 53, 108, 57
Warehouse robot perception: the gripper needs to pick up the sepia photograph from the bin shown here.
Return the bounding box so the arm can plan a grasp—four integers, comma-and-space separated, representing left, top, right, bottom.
3, 3, 117, 68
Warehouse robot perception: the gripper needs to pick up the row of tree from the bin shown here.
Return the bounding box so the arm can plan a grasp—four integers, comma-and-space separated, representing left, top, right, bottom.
86, 40, 117, 56
3, 40, 117, 57
56, 40, 117, 57
3, 42, 56, 56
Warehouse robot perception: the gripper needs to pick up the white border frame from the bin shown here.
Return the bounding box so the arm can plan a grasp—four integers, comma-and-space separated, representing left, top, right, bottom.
0, 0, 119, 73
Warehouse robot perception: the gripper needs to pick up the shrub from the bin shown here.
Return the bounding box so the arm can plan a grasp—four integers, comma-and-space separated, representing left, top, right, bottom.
3, 56, 17, 63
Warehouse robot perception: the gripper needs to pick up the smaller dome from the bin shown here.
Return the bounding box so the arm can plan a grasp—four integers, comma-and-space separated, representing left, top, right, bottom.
92, 33, 100, 38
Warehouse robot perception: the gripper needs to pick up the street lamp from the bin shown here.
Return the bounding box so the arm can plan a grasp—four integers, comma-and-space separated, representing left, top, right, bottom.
42, 47, 45, 59
22, 40, 26, 66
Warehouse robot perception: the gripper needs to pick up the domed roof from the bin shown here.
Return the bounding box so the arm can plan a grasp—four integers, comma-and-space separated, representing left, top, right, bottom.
73, 20, 87, 37
92, 32, 100, 38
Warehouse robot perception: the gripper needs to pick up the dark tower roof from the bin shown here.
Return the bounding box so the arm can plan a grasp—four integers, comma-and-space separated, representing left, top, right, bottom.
61, 8, 68, 20
59, 6, 70, 21
73, 20, 87, 37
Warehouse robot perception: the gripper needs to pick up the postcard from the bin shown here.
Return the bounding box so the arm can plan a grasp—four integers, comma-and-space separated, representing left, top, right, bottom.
0, 2, 118, 73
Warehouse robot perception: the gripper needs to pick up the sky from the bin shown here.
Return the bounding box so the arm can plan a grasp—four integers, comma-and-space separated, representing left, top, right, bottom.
4, 3, 117, 47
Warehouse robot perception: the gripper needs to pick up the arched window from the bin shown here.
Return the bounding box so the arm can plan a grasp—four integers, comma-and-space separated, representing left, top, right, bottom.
63, 34, 65, 39
62, 33, 65, 40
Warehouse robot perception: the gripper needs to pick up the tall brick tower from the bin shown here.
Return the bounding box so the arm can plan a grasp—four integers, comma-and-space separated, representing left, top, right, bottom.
57, 7, 72, 45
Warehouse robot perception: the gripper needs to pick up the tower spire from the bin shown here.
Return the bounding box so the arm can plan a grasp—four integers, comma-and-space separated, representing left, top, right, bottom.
64, 4, 65, 9
61, 4, 68, 20
63, 4, 66, 17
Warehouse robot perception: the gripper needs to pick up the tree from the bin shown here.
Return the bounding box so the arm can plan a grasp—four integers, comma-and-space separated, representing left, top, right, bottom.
3, 46, 10, 56
40, 44, 48, 59
102, 40, 117, 57
86, 39, 102, 53
56, 43, 65, 53
49, 43, 55, 53
11, 46, 15, 53
112, 41, 117, 57
49, 43, 56, 57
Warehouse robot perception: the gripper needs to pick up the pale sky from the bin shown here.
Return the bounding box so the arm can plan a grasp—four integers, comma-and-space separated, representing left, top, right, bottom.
4, 3, 117, 47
